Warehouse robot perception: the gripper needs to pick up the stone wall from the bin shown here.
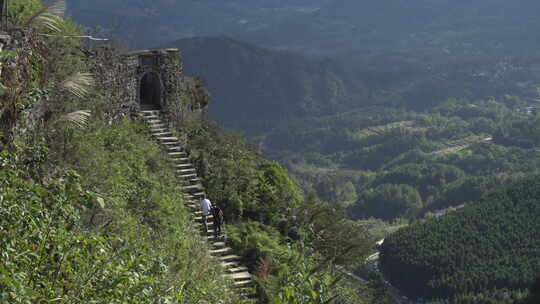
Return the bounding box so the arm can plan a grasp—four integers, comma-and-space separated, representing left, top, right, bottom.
0, 28, 45, 143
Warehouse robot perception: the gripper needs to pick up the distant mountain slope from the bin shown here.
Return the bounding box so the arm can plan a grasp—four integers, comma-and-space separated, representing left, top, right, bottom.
379, 175, 540, 302
164, 37, 540, 135
161, 36, 369, 130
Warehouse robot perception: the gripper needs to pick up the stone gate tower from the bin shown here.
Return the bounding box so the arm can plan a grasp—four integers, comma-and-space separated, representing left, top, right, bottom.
95, 47, 208, 127
120, 48, 183, 111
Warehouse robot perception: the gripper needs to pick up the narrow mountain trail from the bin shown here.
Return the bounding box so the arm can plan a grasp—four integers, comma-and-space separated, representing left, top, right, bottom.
140, 110, 257, 301
431, 135, 492, 156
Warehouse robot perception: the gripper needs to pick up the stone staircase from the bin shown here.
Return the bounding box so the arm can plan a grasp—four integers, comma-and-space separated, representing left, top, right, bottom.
139, 110, 257, 301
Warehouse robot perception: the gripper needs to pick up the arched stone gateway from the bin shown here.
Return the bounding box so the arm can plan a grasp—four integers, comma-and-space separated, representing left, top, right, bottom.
94, 47, 208, 126
139, 72, 162, 110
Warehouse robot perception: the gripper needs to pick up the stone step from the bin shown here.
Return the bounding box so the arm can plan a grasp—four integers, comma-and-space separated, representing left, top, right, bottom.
161, 141, 181, 146
183, 177, 201, 185
147, 119, 163, 124
166, 146, 182, 151
238, 289, 258, 300
150, 128, 172, 137
178, 172, 197, 179
168, 152, 187, 157
209, 247, 232, 255
218, 254, 242, 262
226, 271, 252, 281
194, 221, 215, 228
211, 241, 226, 248
233, 279, 253, 288
156, 136, 179, 141
149, 123, 167, 128
177, 168, 196, 174
194, 215, 215, 221
188, 192, 206, 200
142, 115, 159, 120
175, 163, 192, 169
179, 176, 198, 183
183, 184, 203, 192
227, 266, 249, 273
140, 110, 161, 116
152, 131, 172, 136
171, 157, 189, 163
220, 261, 242, 268
188, 193, 205, 200
206, 236, 218, 243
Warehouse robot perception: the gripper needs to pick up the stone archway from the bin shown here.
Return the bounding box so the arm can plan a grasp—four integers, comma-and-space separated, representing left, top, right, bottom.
139, 72, 162, 110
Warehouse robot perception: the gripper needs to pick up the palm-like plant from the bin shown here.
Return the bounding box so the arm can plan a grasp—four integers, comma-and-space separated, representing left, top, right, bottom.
60, 72, 95, 99
53, 71, 96, 129
25, 0, 66, 32
55, 110, 91, 129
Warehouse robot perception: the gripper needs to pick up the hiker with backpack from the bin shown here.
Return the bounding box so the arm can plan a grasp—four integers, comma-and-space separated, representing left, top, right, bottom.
212, 205, 224, 238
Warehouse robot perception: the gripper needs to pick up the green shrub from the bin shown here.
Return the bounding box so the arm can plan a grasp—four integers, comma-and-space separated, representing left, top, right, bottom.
226, 221, 293, 268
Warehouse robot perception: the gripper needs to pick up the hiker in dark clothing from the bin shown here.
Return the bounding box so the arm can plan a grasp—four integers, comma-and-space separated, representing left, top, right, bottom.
212, 205, 224, 237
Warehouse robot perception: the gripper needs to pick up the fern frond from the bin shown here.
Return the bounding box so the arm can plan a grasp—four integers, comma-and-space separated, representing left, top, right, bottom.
25, 0, 66, 32
60, 72, 95, 98
57, 110, 91, 129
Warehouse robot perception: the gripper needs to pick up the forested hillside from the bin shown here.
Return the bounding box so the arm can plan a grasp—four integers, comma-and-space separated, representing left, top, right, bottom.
258, 97, 540, 223
379, 175, 540, 303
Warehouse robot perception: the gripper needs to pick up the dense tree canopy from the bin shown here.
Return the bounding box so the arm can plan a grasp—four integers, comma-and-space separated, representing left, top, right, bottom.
379, 175, 540, 303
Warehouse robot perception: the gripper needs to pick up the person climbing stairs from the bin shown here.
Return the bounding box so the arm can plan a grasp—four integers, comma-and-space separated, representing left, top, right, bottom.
139, 110, 257, 301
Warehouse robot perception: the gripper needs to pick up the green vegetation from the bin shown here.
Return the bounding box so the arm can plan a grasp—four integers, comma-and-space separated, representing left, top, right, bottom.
0, 1, 389, 303
379, 176, 540, 303
8, 1, 540, 303
157, 18, 540, 304
1, 120, 239, 303
186, 123, 391, 303
255, 98, 540, 223
252, 94, 540, 303
0, 2, 241, 302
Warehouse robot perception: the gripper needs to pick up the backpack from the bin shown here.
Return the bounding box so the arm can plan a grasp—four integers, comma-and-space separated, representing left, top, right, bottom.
212, 207, 224, 225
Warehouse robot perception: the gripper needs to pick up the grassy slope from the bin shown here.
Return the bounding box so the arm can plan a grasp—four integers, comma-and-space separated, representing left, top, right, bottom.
0, 1, 242, 301
1, 118, 243, 303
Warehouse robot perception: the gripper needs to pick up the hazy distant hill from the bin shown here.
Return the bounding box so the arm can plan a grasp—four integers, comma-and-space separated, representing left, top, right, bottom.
68, 0, 540, 57
161, 36, 369, 130
66, 0, 331, 50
